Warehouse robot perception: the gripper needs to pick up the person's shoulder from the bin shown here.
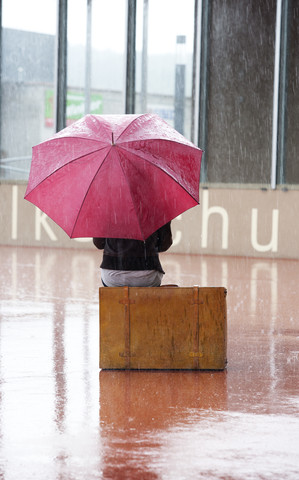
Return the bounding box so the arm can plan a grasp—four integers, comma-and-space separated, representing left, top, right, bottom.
93, 237, 106, 249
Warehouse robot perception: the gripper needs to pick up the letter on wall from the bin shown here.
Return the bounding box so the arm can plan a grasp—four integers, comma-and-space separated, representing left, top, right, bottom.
11, 185, 18, 240
201, 190, 229, 249
35, 209, 58, 241
251, 208, 279, 252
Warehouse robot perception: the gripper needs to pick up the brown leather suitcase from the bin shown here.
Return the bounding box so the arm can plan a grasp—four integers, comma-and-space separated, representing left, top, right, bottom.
99, 286, 227, 370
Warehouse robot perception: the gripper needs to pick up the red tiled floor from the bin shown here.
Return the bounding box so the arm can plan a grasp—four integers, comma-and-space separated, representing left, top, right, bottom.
0, 246, 298, 479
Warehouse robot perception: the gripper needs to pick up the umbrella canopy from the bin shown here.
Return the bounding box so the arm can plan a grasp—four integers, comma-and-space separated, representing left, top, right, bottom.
25, 113, 202, 241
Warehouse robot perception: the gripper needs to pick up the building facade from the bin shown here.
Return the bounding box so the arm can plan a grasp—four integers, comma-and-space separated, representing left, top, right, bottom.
0, 0, 298, 258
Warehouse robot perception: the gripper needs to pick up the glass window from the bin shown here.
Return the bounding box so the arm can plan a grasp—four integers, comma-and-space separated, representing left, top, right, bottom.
65, 0, 89, 126
282, 0, 299, 186
1, 0, 57, 181
204, 0, 276, 184
135, 0, 195, 140
90, 0, 126, 115
66, 0, 127, 123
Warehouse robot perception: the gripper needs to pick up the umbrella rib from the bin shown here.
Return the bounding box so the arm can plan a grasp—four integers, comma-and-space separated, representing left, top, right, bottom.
26, 145, 109, 196
117, 142, 200, 203
115, 114, 196, 147
113, 114, 145, 143
42, 135, 109, 144
69, 147, 112, 238
114, 147, 145, 240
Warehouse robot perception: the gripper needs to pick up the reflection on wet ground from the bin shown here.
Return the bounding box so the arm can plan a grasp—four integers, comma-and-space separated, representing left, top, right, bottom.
0, 246, 298, 479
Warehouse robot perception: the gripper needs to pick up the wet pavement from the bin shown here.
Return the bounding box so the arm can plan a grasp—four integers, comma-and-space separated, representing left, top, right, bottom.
0, 245, 298, 479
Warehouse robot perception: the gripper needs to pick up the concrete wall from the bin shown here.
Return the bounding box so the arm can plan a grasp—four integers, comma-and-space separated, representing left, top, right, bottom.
0, 183, 298, 259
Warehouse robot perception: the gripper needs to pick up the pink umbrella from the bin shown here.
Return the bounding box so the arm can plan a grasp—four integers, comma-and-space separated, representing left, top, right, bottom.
25, 114, 202, 241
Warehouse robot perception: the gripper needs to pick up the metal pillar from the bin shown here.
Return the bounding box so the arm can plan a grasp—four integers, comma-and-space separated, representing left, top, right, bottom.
271, 0, 282, 189
56, 0, 68, 132
277, 0, 289, 186
191, 0, 202, 145
198, 0, 210, 182
0, 1, 2, 164
141, 0, 149, 113
174, 35, 186, 135
85, 0, 92, 115
125, 0, 136, 114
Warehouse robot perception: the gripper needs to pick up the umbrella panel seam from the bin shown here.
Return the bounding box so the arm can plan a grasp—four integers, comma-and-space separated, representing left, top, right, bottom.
41, 134, 111, 145
25, 145, 110, 197
112, 113, 147, 143
113, 147, 145, 240
117, 137, 198, 150
116, 144, 201, 204
69, 148, 113, 238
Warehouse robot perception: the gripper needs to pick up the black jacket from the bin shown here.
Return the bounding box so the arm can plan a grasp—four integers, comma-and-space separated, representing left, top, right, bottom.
93, 222, 172, 273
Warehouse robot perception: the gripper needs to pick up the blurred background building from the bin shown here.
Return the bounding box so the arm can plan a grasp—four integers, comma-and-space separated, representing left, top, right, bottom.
0, 0, 298, 258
